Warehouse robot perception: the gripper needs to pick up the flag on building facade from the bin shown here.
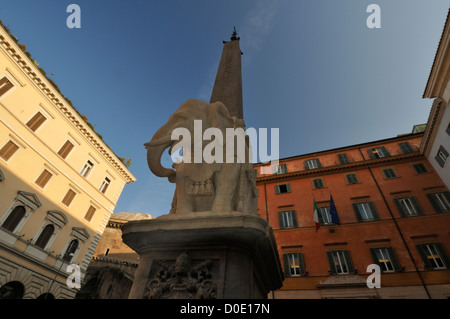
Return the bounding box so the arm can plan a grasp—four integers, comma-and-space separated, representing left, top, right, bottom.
329, 194, 340, 225
313, 198, 321, 232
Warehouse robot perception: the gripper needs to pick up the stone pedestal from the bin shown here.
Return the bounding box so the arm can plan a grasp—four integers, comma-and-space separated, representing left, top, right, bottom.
121, 212, 283, 299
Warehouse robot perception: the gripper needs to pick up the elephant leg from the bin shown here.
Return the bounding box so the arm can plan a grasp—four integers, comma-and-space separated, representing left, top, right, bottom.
175, 175, 194, 214
211, 164, 240, 212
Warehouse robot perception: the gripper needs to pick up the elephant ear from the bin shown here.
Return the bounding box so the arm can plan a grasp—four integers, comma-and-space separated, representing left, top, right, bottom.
208, 102, 233, 129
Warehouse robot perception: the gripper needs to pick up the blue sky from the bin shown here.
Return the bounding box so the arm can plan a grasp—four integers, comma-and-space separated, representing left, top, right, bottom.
0, 1, 448, 217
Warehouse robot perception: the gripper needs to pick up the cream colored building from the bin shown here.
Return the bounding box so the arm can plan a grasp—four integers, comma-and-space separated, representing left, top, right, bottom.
0, 23, 136, 299
422, 10, 450, 190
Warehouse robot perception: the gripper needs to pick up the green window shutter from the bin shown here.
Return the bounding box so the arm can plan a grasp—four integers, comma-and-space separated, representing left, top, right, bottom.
326, 251, 337, 275
352, 203, 363, 221
304, 161, 310, 170
291, 210, 298, 227
318, 208, 325, 225
282, 254, 291, 276
298, 253, 306, 276
367, 148, 376, 159
409, 196, 423, 215
399, 142, 413, 154
286, 183, 292, 193
343, 250, 355, 274
316, 159, 322, 168
394, 198, 406, 217
381, 146, 390, 157
435, 146, 449, 168
426, 192, 450, 213
435, 243, 450, 268
368, 201, 379, 220
275, 185, 281, 194
369, 248, 380, 267
278, 211, 284, 228
338, 153, 349, 164
386, 247, 402, 272
416, 244, 432, 269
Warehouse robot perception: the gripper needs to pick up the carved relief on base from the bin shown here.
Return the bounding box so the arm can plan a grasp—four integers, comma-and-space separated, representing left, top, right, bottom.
144, 252, 217, 299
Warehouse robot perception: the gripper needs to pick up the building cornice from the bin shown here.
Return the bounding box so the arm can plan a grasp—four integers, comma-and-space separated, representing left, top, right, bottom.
0, 25, 136, 183
423, 9, 450, 99
254, 133, 423, 167
420, 97, 447, 156
256, 152, 424, 184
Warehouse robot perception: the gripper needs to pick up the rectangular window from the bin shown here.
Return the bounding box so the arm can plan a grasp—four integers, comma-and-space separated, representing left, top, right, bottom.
394, 197, 423, 217
413, 163, 428, 174
62, 189, 76, 207
26, 111, 47, 132
84, 205, 97, 222
0, 76, 14, 97
57, 140, 75, 159
312, 178, 324, 189
353, 202, 379, 221
0, 140, 19, 161
283, 253, 305, 276
275, 183, 291, 194
80, 160, 94, 178
338, 153, 349, 164
426, 192, 450, 213
399, 142, 414, 154
370, 247, 401, 272
273, 164, 287, 175
416, 243, 449, 269
327, 250, 354, 275
382, 168, 397, 179
304, 158, 321, 170
435, 145, 449, 168
346, 173, 358, 184
35, 169, 53, 188
278, 210, 297, 228
319, 206, 332, 225
368, 146, 390, 159
99, 177, 111, 194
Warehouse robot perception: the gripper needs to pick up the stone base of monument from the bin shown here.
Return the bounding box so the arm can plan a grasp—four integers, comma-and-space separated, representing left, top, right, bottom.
121, 211, 284, 299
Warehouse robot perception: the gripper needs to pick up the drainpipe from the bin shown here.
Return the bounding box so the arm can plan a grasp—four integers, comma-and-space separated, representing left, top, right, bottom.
358, 148, 431, 299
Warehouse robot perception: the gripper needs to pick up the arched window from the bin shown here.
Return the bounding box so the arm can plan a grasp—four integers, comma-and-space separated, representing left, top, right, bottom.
0, 281, 24, 299
63, 239, 79, 262
35, 224, 55, 249
1, 206, 26, 232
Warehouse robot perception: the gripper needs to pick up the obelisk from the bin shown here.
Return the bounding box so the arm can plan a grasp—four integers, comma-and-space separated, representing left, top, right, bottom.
210, 27, 244, 119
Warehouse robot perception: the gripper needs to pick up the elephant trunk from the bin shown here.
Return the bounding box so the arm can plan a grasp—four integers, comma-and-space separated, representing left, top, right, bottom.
145, 136, 176, 182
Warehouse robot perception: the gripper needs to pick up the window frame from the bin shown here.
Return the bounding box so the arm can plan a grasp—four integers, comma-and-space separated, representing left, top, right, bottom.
352, 201, 379, 221
273, 163, 288, 175
278, 210, 297, 228
80, 160, 94, 178
426, 192, 450, 213
283, 253, 306, 276
327, 250, 354, 275
412, 163, 428, 174
0, 191, 41, 237
345, 173, 359, 185
382, 168, 397, 179
370, 247, 401, 272
416, 243, 450, 270
435, 145, 449, 168
394, 196, 423, 217
304, 158, 322, 170
0, 75, 16, 99
34, 168, 53, 189
312, 178, 324, 189
275, 183, 291, 194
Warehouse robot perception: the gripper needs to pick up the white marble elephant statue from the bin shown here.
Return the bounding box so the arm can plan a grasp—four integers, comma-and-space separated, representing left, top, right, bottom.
144, 99, 257, 215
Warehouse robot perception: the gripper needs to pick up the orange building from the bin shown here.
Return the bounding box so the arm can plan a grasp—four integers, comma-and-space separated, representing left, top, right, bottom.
255, 131, 450, 299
